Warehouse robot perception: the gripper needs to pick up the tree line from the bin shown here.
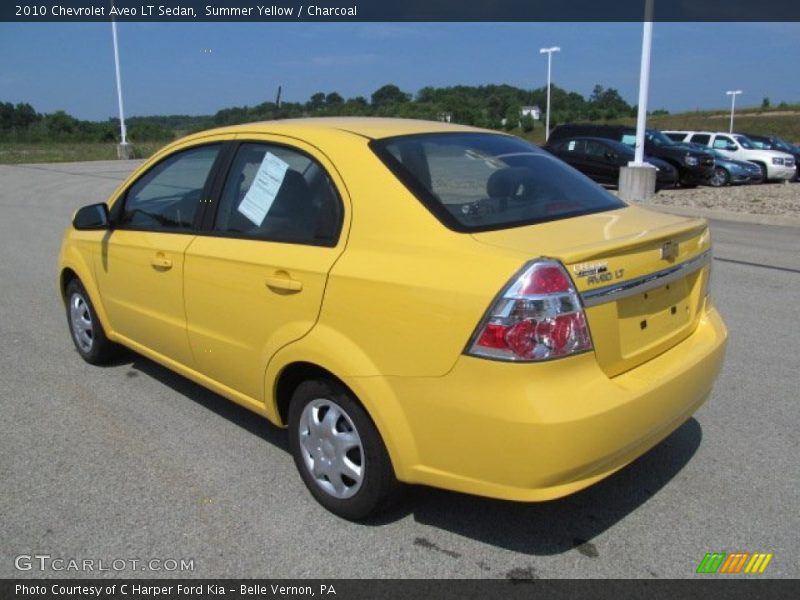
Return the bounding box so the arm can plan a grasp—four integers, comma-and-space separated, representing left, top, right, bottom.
212, 83, 641, 131
1, 82, 657, 144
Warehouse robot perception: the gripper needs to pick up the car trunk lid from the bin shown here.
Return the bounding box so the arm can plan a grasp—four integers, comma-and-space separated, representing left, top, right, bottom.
471, 206, 712, 377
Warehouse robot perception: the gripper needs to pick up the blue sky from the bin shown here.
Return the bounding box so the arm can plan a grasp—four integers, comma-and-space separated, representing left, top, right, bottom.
1, 22, 798, 120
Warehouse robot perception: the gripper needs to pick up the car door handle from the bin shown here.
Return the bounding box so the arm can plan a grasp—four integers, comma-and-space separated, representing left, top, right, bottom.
265, 274, 303, 292
150, 254, 173, 270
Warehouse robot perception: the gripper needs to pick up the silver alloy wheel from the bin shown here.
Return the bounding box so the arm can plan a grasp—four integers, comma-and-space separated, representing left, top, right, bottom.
298, 398, 365, 499
709, 167, 727, 187
69, 292, 94, 353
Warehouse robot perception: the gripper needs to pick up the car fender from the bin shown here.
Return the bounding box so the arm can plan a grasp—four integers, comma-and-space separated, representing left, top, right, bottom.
264, 324, 421, 480
58, 231, 115, 337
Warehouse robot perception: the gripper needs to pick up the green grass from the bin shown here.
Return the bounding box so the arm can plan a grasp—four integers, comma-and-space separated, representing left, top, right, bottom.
0, 141, 169, 164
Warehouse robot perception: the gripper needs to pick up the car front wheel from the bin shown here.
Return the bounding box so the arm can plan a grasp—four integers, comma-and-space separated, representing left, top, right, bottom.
65, 278, 118, 364
288, 379, 398, 520
708, 167, 730, 187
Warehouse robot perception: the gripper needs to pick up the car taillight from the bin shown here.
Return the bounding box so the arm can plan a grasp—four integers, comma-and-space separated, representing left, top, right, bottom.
466, 260, 593, 362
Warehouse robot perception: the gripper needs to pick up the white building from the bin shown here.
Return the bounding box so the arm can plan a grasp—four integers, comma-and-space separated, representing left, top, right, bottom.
521, 105, 542, 120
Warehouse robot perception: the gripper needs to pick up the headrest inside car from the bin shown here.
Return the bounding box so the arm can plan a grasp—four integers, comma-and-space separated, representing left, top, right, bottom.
486, 167, 534, 199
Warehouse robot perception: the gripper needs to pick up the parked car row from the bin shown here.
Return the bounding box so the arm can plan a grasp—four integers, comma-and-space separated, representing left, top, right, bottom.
543, 123, 797, 189
663, 131, 796, 183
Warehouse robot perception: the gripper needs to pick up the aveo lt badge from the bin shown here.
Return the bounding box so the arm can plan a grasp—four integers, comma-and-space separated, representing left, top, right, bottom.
573, 262, 624, 286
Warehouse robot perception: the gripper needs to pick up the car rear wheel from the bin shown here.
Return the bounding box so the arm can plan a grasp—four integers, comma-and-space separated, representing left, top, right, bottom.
288, 378, 398, 520
65, 279, 119, 364
708, 167, 730, 187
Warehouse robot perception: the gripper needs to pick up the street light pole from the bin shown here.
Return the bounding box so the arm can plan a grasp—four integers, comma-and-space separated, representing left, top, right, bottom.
111, 4, 129, 157
618, 0, 657, 203
631, 0, 654, 166
539, 46, 560, 142
726, 90, 742, 134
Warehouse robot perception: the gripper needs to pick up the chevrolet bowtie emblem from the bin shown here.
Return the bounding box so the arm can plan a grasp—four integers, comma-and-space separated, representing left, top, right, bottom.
661, 240, 679, 261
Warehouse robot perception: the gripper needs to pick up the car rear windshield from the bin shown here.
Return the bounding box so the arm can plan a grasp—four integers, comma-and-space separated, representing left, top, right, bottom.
370, 132, 626, 232
645, 130, 676, 147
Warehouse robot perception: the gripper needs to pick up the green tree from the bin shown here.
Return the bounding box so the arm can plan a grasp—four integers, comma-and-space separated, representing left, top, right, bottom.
589, 84, 631, 119
45, 111, 78, 137
504, 105, 521, 131
521, 113, 535, 132
308, 92, 326, 111
761, 97, 771, 109
325, 92, 344, 106
371, 84, 410, 107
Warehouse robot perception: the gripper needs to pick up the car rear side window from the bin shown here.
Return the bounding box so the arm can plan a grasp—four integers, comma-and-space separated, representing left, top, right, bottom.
371, 132, 625, 232
690, 134, 711, 145
212, 143, 342, 246
119, 144, 221, 232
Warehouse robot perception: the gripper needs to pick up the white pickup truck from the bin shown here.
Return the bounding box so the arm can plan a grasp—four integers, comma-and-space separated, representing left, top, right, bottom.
663, 131, 795, 182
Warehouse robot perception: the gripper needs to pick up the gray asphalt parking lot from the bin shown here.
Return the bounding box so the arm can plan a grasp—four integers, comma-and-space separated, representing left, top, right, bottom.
1, 160, 798, 579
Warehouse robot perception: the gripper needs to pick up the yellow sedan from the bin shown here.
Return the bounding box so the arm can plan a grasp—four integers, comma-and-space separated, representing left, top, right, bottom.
58, 118, 727, 519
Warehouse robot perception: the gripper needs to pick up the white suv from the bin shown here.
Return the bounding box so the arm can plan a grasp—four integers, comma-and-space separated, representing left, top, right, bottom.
663, 131, 795, 182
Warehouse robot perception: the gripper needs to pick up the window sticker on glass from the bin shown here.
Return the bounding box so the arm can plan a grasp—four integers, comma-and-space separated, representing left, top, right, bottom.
567, 141, 576, 151
237, 152, 290, 226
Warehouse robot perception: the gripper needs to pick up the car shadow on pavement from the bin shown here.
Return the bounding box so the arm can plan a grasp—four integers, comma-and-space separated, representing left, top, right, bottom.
378, 417, 703, 556
127, 351, 702, 557
128, 353, 290, 453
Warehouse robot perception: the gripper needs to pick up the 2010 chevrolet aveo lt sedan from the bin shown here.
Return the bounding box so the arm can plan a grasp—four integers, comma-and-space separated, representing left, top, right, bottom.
59, 118, 727, 520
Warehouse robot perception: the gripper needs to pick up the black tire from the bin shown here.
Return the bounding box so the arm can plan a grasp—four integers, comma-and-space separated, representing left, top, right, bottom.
64, 278, 119, 365
755, 163, 768, 183
288, 378, 398, 520
708, 167, 730, 187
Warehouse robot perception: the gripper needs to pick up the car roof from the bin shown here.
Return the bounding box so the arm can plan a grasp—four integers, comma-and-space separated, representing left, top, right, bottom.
182, 117, 485, 142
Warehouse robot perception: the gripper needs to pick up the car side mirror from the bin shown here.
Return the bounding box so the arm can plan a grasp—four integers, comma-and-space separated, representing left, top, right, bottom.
73, 203, 110, 230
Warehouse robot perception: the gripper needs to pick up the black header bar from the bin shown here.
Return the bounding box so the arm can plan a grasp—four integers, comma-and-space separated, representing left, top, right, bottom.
4, 1, 800, 22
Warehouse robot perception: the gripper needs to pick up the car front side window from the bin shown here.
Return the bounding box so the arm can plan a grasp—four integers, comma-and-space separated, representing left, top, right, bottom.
213, 143, 343, 246
713, 136, 735, 150
585, 141, 606, 157
118, 144, 221, 232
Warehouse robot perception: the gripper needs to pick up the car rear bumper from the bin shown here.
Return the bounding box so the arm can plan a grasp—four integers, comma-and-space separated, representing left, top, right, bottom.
367, 301, 727, 502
